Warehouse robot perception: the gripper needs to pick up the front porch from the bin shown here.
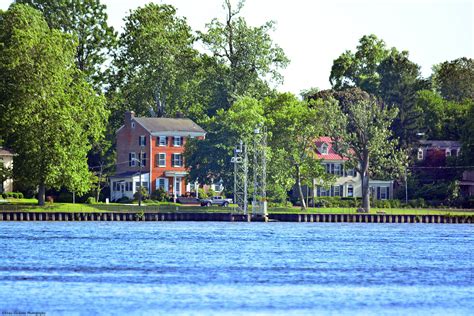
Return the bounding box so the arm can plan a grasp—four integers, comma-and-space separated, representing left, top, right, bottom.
110, 171, 150, 202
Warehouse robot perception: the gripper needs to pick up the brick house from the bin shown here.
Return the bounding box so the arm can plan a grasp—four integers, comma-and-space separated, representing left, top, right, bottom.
312, 137, 393, 200
0, 147, 14, 193
416, 140, 461, 161
110, 111, 206, 202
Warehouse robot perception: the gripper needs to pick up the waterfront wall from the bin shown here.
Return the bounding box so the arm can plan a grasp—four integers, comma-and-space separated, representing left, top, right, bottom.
0, 212, 472, 224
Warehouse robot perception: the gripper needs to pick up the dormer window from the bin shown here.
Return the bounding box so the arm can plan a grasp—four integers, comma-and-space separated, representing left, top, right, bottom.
131, 121, 135, 128
321, 143, 329, 155
417, 148, 423, 160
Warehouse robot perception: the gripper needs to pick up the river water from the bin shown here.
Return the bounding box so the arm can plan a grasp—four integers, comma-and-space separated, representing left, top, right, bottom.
0, 222, 473, 315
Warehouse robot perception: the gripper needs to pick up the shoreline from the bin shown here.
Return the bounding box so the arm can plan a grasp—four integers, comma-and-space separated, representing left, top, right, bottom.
0, 211, 472, 224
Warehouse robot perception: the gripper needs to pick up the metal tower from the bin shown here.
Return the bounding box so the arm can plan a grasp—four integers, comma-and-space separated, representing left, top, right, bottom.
231, 141, 248, 214
252, 126, 267, 216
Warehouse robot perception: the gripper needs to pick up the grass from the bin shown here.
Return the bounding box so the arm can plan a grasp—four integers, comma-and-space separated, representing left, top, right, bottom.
1, 199, 473, 216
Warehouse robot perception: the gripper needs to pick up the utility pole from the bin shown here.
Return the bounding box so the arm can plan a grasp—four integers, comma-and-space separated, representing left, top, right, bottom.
138, 149, 143, 207
231, 141, 248, 214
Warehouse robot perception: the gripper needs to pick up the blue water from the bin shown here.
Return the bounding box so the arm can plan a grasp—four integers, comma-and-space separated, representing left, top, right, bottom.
0, 222, 473, 315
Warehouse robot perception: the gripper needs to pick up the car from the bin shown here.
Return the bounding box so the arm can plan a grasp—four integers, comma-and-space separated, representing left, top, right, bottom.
200, 196, 233, 207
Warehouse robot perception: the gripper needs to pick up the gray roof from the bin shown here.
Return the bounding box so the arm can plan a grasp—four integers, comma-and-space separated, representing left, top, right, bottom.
419, 140, 461, 148
134, 117, 206, 135
110, 171, 150, 178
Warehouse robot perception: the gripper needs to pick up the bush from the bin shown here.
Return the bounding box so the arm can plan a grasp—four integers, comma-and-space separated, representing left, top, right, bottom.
116, 197, 131, 203
17, 192, 24, 199
1, 193, 7, 199
150, 188, 169, 202
198, 188, 209, 199
133, 186, 149, 201
85, 197, 96, 204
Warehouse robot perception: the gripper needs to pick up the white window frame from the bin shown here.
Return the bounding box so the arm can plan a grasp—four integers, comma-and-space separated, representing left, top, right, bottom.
131, 121, 135, 128
334, 164, 341, 176
158, 136, 167, 147
321, 143, 328, 155
446, 149, 451, 157
417, 148, 424, 160
172, 154, 183, 167
157, 178, 168, 190
380, 187, 388, 200
334, 185, 340, 197
158, 153, 166, 167
173, 136, 182, 147
139, 135, 146, 147
347, 185, 354, 197
129, 152, 136, 167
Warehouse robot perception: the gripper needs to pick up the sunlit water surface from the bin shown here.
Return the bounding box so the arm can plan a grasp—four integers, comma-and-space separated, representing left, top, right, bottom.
0, 222, 473, 315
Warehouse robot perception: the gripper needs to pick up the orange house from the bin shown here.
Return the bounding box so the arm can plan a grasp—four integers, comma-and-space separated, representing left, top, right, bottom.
110, 111, 206, 202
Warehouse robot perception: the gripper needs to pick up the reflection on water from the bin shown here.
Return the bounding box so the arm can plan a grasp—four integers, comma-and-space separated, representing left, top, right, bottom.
0, 222, 473, 315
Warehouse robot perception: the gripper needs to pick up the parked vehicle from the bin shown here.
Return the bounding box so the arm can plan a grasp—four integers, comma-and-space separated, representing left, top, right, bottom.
200, 196, 233, 207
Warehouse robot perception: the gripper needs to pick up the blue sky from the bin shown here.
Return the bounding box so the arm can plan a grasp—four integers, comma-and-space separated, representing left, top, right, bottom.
1, 0, 472, 94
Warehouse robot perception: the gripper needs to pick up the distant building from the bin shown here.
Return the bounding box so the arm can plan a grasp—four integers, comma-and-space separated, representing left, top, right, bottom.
416, 140, 461, 162
0, 147, 14, 193
312, 137, 393, 200
110, 111, 206, 202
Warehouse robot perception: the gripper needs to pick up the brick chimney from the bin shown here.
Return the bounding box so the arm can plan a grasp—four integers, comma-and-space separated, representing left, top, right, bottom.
125, 111, 135, 127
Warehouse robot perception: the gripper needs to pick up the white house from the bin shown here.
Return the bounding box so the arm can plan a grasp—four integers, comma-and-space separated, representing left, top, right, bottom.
0, 147, 14, 193
313, 137, 393, 200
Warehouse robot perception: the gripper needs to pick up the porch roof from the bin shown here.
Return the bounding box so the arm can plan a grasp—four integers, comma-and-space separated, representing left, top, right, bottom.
110, 171, 150, 179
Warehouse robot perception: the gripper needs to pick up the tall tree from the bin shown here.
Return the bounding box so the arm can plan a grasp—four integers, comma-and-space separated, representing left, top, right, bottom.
185, 96, 266, 189
16, 0, 117, 88
198, 0, 289, 103
433, 57, 474, 102
378, 51, 428, 148
416, 90, 470, 140
265, 93, 326, 209
319, 95, 405, 211
110, 3, 200, 129
0, 4, 108, 205
329, 34, 390, 95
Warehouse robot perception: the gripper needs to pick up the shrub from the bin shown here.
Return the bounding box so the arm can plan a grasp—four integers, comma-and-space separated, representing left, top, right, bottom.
85, 197, 96, 204
150, 187, 169, 202
116, 197, 131, 203
1, 193, 7, 199
133, 186, 149, 201
198, 188, 209, 199
17, 192, 24, 199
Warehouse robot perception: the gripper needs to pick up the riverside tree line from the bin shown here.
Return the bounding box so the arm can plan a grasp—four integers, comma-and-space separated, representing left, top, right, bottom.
0, 0, 472, 210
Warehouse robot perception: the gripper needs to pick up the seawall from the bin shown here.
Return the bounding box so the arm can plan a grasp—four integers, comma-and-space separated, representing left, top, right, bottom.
0, 212, 472, 224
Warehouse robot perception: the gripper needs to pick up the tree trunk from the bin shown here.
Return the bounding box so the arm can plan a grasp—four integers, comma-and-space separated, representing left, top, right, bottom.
296, 166, 307, 210
361, 155, 370, 212
38, 182, 45, 206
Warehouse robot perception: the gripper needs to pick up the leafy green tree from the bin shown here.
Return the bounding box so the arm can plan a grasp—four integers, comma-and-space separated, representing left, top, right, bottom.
0, 4, 108, 205
329, 34, 390, 95
265, 93, 326, 209
461, 101, 474, 166
185, 96, 265, 189
416, 90, 470, 140
198, 0, 289, 103
378, 51, 428, 148
16, 0, 117, 88
319, 95, 405, 211
433, 57, 474, 102
109, 3, 200, 129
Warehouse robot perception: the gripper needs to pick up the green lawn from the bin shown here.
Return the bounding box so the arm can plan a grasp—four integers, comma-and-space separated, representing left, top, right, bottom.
1, 199, 473, 216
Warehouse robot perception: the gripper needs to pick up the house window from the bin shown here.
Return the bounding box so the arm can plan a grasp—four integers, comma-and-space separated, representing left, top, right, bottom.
334, 164, 342, 176
417, 148, 423, 160
346, 168, 355, 177
131, 122, 135, 128
334, 185, 341, 197
380, 187, 388, 200
157, 178, 168, 190
125, 182, 133, 192
321, 143, 328, 155
129, 152, 136, 167
173, 136, 183, 147
452, 149, 458, 157
446, 149, 451, 157
139, 152, 147, 167
156, 153, 166, 167
157, 136, 167, 147
347, 185, 354, 197
172, 154, 183, 167
139, 135, 146, 147
135, 182, 148, 191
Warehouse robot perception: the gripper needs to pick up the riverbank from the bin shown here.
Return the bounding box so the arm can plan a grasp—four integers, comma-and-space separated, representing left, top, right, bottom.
0, 211, 472, 224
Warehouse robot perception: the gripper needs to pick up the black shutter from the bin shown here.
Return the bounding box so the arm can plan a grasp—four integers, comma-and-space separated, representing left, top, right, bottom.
377, 187, 381, 200
171, 154, 175, 166
317, 187, 320, 197
181, 136, 184, 146
155, 154, 159, 167
129, 153, 132, 166
165, 136, 168, 146
330, 186, 334, 197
